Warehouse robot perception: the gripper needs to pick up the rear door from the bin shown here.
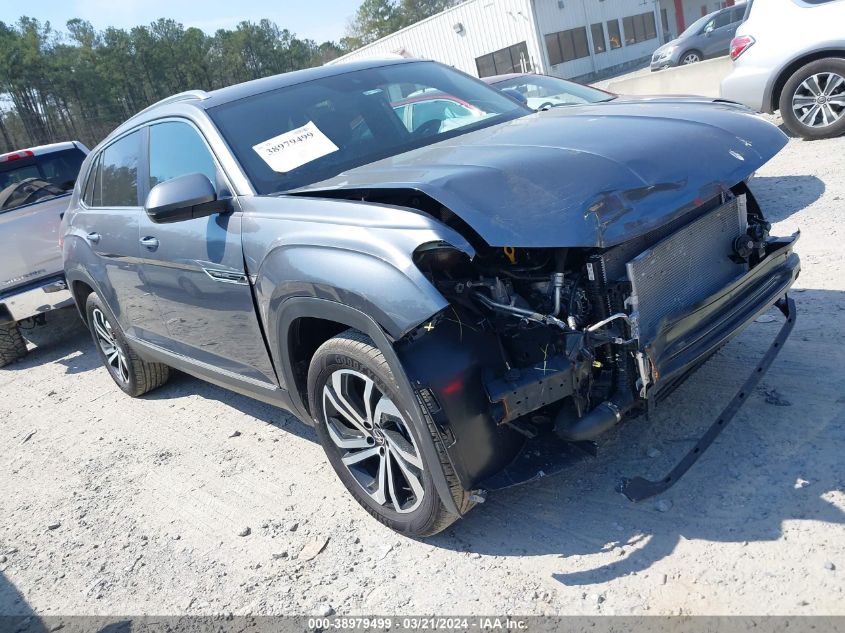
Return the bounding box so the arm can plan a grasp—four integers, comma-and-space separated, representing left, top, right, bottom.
72, 132, 146, 335
136, 119, 277, 385
0, 147, 86, 290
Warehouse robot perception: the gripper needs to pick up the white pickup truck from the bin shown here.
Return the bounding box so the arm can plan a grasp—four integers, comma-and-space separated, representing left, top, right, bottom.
0, 141, 88, 366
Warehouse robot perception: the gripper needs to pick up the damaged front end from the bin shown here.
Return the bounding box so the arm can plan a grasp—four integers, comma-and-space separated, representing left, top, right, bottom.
396, 185, 799, 497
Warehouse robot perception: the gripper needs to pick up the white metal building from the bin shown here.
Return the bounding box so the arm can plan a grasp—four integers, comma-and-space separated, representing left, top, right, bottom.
328, 0, 738, 81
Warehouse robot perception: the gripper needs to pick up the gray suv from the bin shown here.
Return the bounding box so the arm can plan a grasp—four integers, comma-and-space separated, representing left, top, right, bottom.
62, 59, 799, 536
651, 4, 747, 70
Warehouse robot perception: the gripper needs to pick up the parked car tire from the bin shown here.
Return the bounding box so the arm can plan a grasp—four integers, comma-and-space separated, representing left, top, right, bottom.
680, 50, 703, 65
779, 58, 845, 140
0, 322, 28, 367
307, 329, 473, 537
85, 292, 170, 396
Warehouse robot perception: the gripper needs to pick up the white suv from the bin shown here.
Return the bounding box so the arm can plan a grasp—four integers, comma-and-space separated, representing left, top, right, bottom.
720, 0, 845, 139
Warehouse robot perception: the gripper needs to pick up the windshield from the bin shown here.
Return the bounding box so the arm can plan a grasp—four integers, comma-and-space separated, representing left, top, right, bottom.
491, 74, 613, 106
680, 13, 714, 37
209, 61, 530, 194
0, 148, 85, 213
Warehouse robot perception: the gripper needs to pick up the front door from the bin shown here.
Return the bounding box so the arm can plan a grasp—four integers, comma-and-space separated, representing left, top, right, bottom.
137, 119, 277, 385
702, 9, 738, 57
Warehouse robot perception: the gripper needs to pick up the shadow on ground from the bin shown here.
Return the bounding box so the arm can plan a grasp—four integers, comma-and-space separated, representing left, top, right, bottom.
0, 572, 48, 631
5, 284, 843, 590
428, 288, 845, 586
3, 307, 92, 375
750, 175, 825, 223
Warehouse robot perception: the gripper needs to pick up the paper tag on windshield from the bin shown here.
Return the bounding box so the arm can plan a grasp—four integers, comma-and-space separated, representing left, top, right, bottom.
252, 121, 339, 173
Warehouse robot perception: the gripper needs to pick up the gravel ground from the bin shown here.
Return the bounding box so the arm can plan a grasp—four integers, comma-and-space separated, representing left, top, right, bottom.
1, 117, 844, 618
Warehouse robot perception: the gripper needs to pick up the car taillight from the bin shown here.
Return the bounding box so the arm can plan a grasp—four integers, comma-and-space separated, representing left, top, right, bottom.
730, 35, 755, 61
0, 149, 34, 163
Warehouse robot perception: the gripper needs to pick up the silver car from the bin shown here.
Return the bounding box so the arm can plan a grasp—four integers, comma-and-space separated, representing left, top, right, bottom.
721, 0, 845, 139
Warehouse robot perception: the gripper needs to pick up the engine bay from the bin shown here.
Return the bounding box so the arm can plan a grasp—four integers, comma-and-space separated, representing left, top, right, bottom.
410, 183, 779, 443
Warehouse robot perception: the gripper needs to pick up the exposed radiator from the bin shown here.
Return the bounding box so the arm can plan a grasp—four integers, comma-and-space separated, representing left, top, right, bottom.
626, 195, 749, 344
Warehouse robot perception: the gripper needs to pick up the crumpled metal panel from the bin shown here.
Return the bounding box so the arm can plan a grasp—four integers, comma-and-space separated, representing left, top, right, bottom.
293, 102, 788, 248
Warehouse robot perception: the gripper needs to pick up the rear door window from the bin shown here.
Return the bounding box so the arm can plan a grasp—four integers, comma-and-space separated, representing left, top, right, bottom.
99, 131, 141, 207
713, 11, 733, 28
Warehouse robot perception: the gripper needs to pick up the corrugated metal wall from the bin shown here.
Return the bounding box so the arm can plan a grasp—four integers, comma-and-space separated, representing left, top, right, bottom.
328, 0, 543, 77
329, 0, 720, 80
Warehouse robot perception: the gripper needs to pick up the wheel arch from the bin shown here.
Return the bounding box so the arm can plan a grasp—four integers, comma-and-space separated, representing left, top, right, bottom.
275, 296, 461, 516
770, 48, 845, 113
680, 49, 703, 63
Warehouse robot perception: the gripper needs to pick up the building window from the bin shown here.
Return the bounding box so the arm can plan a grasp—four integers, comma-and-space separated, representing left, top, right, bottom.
622, 12, 657, 45
544, 26, 590, 65
590, 22, 607, 54
606, 19, 622, 49
475, 41, 530, 78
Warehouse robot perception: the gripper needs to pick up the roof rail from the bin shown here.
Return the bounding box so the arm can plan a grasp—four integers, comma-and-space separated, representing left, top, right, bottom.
133, 90, 211, 118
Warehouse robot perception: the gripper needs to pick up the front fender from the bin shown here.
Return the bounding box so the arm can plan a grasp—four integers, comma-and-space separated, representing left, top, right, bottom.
241, 194, 475, 346
257, 244, 448, 344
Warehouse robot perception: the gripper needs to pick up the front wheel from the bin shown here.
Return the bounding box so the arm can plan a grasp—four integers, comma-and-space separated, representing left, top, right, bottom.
307, 329, 472, 536
779, 58, 845, 140
85, 292, 170, 397
680, 50, 702, 65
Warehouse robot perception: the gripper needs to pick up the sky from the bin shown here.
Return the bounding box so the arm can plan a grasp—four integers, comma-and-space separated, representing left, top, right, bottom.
0, 0, 361, 43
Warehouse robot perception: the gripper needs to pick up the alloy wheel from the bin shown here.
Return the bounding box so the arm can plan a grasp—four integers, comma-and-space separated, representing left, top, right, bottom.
91, 308, 129, 384
322, 369, 425, 514
791, 72, 845, 128
682, 53, 700, 64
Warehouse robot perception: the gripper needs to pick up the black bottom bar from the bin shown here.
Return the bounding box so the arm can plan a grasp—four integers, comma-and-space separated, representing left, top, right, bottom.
618, 295, 796, 502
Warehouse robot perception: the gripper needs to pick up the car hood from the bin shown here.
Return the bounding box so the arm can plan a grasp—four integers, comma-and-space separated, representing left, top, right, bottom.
291, 102, 787, 248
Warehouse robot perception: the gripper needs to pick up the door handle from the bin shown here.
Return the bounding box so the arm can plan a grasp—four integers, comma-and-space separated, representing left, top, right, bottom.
87, 232, 101, 244
140, 236, 159, 250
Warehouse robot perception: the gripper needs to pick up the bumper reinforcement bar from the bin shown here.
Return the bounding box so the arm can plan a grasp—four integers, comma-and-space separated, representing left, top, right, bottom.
617, 295, 796, 502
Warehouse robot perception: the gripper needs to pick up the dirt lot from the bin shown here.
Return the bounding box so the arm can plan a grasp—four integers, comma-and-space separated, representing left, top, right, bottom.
1, 118, 844, 618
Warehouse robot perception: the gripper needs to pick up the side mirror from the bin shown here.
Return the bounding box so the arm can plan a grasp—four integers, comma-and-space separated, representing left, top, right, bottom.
145, 173, 227, 224
704, 23, 715, 35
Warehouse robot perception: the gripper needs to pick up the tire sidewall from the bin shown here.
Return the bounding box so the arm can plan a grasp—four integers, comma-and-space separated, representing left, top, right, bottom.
681, 50, 701, 65
308, 340, 444, 536
780, 58, 845, 140
85, 293, 140, 396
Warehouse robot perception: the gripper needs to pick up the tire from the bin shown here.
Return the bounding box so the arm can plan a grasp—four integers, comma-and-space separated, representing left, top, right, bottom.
307, 329, 474, 537
680, 50, 702, 65
85, 293, 170, 397
779, 58, 845, 140
0, 322, 28, 367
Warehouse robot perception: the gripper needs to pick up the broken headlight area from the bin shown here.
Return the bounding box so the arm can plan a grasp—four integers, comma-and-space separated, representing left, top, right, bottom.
405, 186, 798, 457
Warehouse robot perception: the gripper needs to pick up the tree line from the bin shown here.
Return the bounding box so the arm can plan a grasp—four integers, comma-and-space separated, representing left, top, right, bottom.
0, 1, 460, 153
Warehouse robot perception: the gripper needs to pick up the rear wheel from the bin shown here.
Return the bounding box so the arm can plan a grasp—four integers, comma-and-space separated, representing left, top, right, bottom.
780, 58, 845, 140
0, 322, 27, 367
85, 293, 170, 396
307, 329, 472, 536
